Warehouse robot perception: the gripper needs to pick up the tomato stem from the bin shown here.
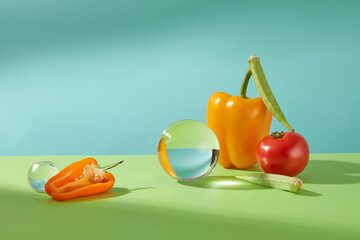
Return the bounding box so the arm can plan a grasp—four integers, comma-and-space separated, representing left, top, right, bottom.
271, 131, 285, 139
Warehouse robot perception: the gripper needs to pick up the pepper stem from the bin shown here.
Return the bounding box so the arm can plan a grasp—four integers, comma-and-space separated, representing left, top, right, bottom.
239, 68, 252, 99
98, 160, 124, 171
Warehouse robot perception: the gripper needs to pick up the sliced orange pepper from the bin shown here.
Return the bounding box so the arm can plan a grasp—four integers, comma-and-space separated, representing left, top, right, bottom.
45, 158, 123, 201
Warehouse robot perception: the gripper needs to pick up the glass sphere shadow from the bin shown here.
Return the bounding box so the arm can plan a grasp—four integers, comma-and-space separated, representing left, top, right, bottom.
178, 176, 266, 190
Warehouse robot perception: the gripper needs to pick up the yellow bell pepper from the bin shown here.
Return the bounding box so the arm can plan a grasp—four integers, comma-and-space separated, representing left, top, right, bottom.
206, 55, 294, 169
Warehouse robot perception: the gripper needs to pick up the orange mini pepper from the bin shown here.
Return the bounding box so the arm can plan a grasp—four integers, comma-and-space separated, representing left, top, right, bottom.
45, 158, 123, 201
207, 55, 294, 169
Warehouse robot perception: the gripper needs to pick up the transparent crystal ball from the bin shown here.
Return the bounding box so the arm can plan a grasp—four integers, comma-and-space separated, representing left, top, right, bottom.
27, 161, 60, 192
158, 120, 220, 182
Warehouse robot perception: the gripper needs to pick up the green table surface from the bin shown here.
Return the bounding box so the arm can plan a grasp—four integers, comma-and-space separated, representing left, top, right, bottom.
1, 154, 360, 239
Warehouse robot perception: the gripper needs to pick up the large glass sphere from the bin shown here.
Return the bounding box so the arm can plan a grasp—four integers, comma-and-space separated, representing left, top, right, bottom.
158, 120, 220, 182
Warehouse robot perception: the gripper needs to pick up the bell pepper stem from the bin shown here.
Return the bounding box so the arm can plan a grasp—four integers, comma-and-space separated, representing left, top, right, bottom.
248, 55, 294, 132
239, 68, 252, 99
99, 160, 124, 171
235, 173, 302, 193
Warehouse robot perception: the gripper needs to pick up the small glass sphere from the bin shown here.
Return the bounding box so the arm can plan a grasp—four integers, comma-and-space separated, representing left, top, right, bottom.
27, 161, 60, 192
158, 119, 220, 182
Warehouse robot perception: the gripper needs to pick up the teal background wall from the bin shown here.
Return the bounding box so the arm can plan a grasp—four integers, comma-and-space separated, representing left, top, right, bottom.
0, 0, 359, 156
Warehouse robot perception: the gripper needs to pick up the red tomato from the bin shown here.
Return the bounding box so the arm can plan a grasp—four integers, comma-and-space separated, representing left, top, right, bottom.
256, 132, 309, 177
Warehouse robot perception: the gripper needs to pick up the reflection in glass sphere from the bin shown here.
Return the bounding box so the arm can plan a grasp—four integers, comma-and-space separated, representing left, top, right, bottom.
158, 120, 220, 182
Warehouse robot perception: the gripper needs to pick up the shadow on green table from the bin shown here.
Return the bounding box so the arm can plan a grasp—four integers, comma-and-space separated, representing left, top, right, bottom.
56, 187, 153, 203
220, 159, 360, 185
299, 160, 360, 185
